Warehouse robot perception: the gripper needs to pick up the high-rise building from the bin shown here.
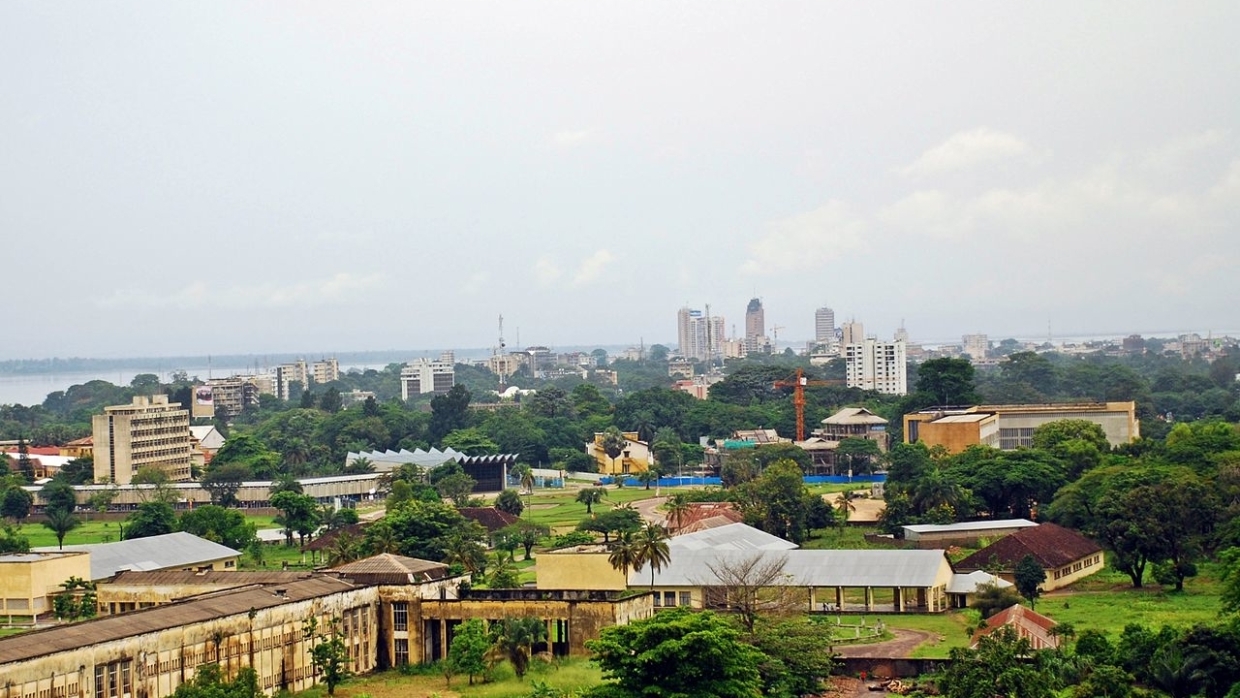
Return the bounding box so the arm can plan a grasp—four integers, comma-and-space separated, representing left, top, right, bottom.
841, 321, 865, 346
92, 395, 193, 484
962, 334, 990, 360
814, 306, 836, 343
401, 358, 456, 399
894, 322, 910, 344
311, 358, 340, 385
744, 297, 763, 352
844, 339, 907, 396
274, 360, 308, 401
675, 307, 725, 362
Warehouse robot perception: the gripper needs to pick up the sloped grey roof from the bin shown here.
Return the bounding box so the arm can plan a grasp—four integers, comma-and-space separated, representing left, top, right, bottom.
668, 523, 798, 552
904, 519, 1037, 535
947, 570, 1012, 594
633, 548, 952, 588
38, 532, 240, 581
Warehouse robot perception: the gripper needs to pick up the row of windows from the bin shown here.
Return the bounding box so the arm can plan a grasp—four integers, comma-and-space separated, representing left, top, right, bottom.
653, 591, 692, 607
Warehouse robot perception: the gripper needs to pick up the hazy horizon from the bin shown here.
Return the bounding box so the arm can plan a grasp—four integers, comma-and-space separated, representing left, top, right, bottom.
3, 3, 1237, 360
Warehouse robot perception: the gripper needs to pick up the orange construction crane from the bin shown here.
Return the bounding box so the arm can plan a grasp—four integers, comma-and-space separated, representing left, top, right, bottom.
773, 368, 846, 441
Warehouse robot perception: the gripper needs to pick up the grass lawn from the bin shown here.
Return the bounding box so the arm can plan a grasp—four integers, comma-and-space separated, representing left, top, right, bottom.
1034, 562, 1226, 640
799, 526, 903, 550
295, 659, 603, 698
518, 487, 662, 531
829, 612, 976, 659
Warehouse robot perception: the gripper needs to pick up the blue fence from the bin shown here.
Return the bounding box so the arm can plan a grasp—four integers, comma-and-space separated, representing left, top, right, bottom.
595, 473, 886, 488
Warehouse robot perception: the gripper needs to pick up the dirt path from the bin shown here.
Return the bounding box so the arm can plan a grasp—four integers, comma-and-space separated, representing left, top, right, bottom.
833, 628, 935, 658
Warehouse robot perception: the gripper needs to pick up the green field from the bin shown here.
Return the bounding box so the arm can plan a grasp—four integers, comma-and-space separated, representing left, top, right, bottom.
1034, 562, 1226, 640
518, 487, 662, 531
294, 658, 603, 698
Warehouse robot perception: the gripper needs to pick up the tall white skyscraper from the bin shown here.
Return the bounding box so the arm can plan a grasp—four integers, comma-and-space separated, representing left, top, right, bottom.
814, 306, 836, 343
844, 339, 907, 395
841, 321, 865, 346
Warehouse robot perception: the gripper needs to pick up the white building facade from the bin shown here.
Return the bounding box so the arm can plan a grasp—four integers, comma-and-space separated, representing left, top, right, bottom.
844, 339, 908, 395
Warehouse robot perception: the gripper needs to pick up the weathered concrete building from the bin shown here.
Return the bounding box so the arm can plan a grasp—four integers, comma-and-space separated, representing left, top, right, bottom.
0, 556, 653, 698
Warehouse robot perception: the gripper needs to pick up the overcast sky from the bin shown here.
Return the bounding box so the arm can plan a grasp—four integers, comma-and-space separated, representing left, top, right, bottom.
2, 2, 1237, 360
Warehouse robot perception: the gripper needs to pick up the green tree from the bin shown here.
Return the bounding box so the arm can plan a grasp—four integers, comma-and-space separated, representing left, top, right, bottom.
434, 471, 477, 507
1014, 554, 1046, 609
304, 616, 350, 696
971, 582, 1022, 619
43, 507, 80, 549
125, 500, 177, 539
489, 617, 547, 680
429, 385, 472, 444
938, 626, 1057, 698
385, 499, 483, 562
734, 460, 814, 543
916, 357, 979, 405
633, 521, 671, 590
58, 457, 95, 485
835, 437, 882, 475
599, 427, 629, 473
441, 427, 500, 455
575, 487, 605, 514
587, 608, 765, 698
0, 523, 30, 553
1, 486, 33, 523
492, 489, 523, 518
170, 663, 259, 698
270, 491, 320, 546
447, 618, 490, 686
486, 552, 520, 588
179, 505, 258, 551
748, 618, 836, 698
42, 479, 78, 515
318, 387, 343, 414
607, 530, 640, 582
201, 462, 253, 508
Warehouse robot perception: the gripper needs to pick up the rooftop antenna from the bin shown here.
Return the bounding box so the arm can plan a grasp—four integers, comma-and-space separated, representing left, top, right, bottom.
495, 314, 507, 389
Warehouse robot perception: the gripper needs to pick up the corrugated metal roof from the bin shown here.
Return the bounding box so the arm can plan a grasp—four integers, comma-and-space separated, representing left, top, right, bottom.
632, 549, 952, 588
947, 570, 1011, 594
0, 576, 356, 666
38, 532, 240, 580
904, 519, 1037, 535
668, 523, 798, 552
104, 569, 316, 587
821, 408, 888, 426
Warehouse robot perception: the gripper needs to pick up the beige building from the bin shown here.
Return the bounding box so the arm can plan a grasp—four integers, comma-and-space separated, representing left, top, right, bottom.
311, 358, 339, 385
955, 523, 1105, 592
92, 395, 193, 484
904, 401, 1139, 454
815, 407, 890, 451
844, 339, 907, 395
0, 552, 92, 621
400, 358, 455, 399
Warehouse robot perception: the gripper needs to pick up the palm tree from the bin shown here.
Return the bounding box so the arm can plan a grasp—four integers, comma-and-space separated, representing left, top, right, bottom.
575, 487, 605, 515
489, 617, 547, 680
442, 534, 486, 575
607, 530, 640, 585
520, 466, 535, 496
633, 522, 671, 590
636, 467, 661, 490
665, 494, 691, 532
328, 531, 362, 566
600, 427, 629, 475
838, 492, 858, 523
43, 508, 80, 549
365, 521, 400, 554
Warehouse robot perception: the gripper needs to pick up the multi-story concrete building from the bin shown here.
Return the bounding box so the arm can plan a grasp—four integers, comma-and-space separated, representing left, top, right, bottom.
841, 320, 865, 347
273, 361, 308, 401
201, 377, 262, 418
92, 395, 193, 484
903, 401, 1140, 453
844, 339, 907, 395
962, 334, 990, 361
311, 358, 339, 384
815, 306, 836, 344
743, 298, 768, 354
676, 307, 726, 362
400, 358, 455, 399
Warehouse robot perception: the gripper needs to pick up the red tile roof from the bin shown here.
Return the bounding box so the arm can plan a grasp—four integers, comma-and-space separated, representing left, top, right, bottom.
459, 507, 520, 532
669, 503, 744, 533
971, 604, 1059, 647
955, 523, 1101, 571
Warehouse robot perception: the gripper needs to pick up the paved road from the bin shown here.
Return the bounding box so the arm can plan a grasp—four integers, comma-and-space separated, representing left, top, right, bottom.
632, 495, 668, 525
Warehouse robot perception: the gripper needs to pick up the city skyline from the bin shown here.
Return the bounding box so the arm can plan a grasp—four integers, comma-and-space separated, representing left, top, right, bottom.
2, 3, 1237, 360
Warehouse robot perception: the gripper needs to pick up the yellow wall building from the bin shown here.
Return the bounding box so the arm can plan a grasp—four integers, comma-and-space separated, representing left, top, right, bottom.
0, 552, 92, 621
586, 432, 652, 475
904, 402, 1139, 454
537, 546, 628, 591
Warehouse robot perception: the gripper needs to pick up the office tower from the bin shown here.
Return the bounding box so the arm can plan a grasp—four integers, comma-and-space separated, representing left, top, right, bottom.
92, 395, 193, 484
815, 306, 836, 343
844, 339, 908, 395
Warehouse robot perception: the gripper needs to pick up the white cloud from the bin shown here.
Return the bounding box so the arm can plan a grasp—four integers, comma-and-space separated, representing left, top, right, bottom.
572, 249, 615, 286
899, 127, 1033, 178
552, 129, 594, 148
95, 272, 385, 310
534, 257, 562, 286
740, 201, 866, 275
463, 271, 489, 294
1140, 129, 1230, 172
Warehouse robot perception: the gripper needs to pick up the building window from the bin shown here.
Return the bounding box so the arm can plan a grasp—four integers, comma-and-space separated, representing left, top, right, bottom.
394, 639, 409, 666
679, 592, 691, 607
393, 602, 408, 632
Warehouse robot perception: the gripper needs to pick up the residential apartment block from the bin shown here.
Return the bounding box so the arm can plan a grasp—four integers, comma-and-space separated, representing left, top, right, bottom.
92, 395, 193, 484
676, 307, 726, 362
844, 339, 907, 395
